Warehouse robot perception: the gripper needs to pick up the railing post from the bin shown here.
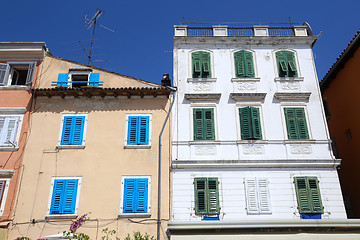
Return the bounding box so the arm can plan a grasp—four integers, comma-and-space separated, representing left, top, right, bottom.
253, 25, 269, 36
212, 25, 228, 36
293, 25, 308, 36
174, 25, 187, 36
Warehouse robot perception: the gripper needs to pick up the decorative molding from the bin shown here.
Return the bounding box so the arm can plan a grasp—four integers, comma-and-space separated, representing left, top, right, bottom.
237, 82, 256, 90
195, 146, 217, 155
280, 81, 300, 90
243, 145, 264, 155
0, 170, 14, 178
192, 82, 213, 92
290, 145, 312, 154
274, 92, 311, 100
0, 107, 27, 114
230, 93, 266, 101
184, 93, 221, 101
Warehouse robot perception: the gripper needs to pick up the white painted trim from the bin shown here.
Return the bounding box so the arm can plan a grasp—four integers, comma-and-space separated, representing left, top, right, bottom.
124, 114, 152, 147
119, 176, 151, 216
0, 108, 27, 114
189, 106, 218, 141
0, 86, 30, 90
4, 61, 36, 86
57, 114, 88, 147
0, 178, 10, 216
47, 176, 82, 216
68, 71, 91, 88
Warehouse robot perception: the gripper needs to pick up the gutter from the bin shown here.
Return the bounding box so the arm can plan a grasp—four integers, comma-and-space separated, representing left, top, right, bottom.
157, 86, 177, 240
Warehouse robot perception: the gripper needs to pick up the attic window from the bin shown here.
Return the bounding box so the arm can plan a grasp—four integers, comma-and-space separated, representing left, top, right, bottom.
72, 74, 89, 88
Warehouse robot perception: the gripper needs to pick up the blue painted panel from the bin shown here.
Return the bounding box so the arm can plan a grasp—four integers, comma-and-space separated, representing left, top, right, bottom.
89, 73, 100, 87
57, 73, 69, 87
301, 213, 321, 219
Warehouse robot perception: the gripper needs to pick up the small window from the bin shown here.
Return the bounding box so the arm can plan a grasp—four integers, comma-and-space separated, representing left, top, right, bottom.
284, 107, 309, 140
234, 50, 255, 78
276, 51, 298, 77
294, 177, 323, 218
56, 72, 100, 87
239, 106, 262, 140
193, 108, 215, 141
194, 177, 219, 215
122, 177, 150, 214
49, 177, 81, 215
59, 115, 87, 146
0, 179, 10, 216
0, 116, 22, 148
245, 178, 271, 214
192, 51, 211, 78
125, 115, 151, 146
0, 62, 36, 86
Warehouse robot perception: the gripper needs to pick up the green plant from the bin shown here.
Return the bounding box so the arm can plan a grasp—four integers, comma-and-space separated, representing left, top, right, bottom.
101, 228, 120, 240
63, 231, 90, 240
124, 232, 155, 240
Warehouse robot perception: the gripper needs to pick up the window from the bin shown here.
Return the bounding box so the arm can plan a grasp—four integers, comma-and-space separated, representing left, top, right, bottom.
276, 51, 298, 77
0, 179, 10, 216
0, 115, 22, 148
49, 177, 81, 215
245, 178, 271, 214
122, 177, 150, 214
125, 115, 151, 146
193, 108, 215, 141
239, 106, 262, 140
0, 62, 36, 86
192, 51, 211, 78
284, 107, 309, 140
194, 177, 219, 215
59, 115, 87, 146
57, 72, 100, 87
234, 50, 255, 78
294, 177, 323, 218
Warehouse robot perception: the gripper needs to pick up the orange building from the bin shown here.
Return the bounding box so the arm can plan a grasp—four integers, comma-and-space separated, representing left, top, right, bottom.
0, 42, 46, 238
320, 30, 360, 218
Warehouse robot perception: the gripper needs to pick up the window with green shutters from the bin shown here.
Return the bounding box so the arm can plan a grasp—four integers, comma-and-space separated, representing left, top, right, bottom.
193, 108, 215, 141
276, 51, 298, 77
192, 51, 211, 78
294, 177, 323, 214
284, 108, 309, 140
239, 107, 262, 140
234, 50, 255, 78
194, 177, 220, 215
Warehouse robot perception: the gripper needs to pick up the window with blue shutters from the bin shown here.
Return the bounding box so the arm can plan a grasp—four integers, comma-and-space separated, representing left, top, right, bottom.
59, 115, 87, 146
49, 178, 81, 215
56, 72, 101, 87
126, 115, 151, 146
122, 177, 150, 214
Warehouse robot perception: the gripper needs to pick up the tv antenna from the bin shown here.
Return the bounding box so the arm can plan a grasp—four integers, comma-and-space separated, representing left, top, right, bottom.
82, 9, 115, 65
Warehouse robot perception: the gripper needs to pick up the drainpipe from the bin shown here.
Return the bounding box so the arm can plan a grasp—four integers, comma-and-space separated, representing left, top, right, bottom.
157, 74, 177, 240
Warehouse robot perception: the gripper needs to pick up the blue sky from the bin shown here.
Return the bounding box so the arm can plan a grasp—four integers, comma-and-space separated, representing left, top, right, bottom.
3, 0, 359, 84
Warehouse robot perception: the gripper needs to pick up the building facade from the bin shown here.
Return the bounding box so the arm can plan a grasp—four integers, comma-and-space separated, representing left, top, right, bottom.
168, 24, 360, 239
7, 53, 173, 240
320, 30, 360, 218
0, 43, 46, 239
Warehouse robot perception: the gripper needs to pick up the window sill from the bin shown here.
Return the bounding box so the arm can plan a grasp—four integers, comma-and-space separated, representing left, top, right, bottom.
118, 213, 151, 218
56, 145, 85, 149
189, 141, 221, 145
124, 145, 151, 149
45, 214, 78, 220
237, 140, 268, 144
284, 139, 315, 143
187, 78, 217, 82
231, 77, 261, 82
0, 86, 30, 90
274, 77, 304, 81
0, 146, 19, 151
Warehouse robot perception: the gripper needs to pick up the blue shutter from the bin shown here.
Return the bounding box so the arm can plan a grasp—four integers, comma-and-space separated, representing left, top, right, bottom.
62, 179, 78, 214
138, 116, 149, 145
61, 117, 73, 145
50, 180, 65, 214
89, 73, 100, 87
123, 179, 136, 212
135, 179, 148, 213
127, 116, 139, 145
57, 73, 69, 87
72, 116, 85, 145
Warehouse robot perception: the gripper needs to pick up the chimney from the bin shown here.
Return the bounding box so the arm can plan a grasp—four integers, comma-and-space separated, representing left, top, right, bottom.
161, 74, 171, 87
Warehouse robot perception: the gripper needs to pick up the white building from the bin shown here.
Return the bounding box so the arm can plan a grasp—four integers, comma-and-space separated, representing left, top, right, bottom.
168, 24, 360, 240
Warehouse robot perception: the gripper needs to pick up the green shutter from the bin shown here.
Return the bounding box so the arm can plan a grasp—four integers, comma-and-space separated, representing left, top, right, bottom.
250, 107, 262, 139
207, 178, 220, 214
193, 108, 215, 141
276, 51, 298, 77
276, 51, 288, 76
192, 51, 211, 78
295, 177, 323, 214
239, 107, 262, 140
285, 108, 309, 140
193, 109, 204, 140
286, 51, 298, 77
234, 51, 245, 77
194, 178, 207, 214
201, 52, 211, 78
295, 108, 309, 139
244, 51, 255, 77
204, 109, 215, 140
192, 52, 201, 78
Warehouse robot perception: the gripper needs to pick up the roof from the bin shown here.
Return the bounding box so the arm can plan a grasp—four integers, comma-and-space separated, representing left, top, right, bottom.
320, 30, 360, 91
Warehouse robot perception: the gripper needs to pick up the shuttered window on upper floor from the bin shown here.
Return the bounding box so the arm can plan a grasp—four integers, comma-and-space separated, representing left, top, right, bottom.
50, 179, 80, 215
123, 178, 149, 213
194, 177, 220, 215
127, 116, 150, 145
245, 178, 271, 214
294, 177, 323, 214
276, 51, 298, 77
239, 106, 262, 140
57, 73, 100, 87
192, 51, 211, 78
193, 108, 215, 141
234, 50, 255, 78
0, 116, 20, 147
60, 115, 86, 145
284, 108, 309, 140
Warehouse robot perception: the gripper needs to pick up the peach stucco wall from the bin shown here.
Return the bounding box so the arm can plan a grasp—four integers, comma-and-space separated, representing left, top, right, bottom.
322, 47, 360, 217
